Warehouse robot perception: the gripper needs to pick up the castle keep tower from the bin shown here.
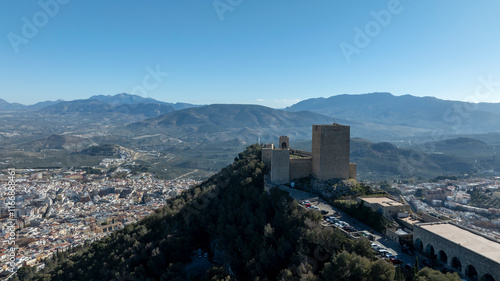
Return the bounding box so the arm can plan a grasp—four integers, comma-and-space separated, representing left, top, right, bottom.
311, 124, 350, 180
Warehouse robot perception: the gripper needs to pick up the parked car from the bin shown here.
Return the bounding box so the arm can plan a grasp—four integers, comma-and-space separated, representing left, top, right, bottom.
338, 221, 349, 227
343, 226, 356, 232
387, 255, 402, 264
328, 216, 338, 222
301, 201, 310, 205
320, 210, 329, 215
377, 248, 388, 256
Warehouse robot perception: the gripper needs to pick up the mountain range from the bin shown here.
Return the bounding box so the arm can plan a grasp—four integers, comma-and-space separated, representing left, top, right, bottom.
285, 92, 500, 134
1, 92, 499, 180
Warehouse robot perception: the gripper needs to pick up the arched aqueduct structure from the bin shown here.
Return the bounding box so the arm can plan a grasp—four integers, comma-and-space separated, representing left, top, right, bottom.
413, 222, 500, 281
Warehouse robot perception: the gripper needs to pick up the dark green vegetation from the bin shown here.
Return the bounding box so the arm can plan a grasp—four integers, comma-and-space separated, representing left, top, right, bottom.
14, 145, 459, 281
333, 200, 390, 233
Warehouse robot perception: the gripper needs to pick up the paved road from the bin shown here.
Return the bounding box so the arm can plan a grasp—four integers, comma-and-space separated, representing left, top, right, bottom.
277, 185, 416, 266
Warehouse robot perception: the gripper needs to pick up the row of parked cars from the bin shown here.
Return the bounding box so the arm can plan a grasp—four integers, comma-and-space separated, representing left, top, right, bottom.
300, 201, 357, 232
371, 243, 402, 264
324, 212, 357, 232
334, 220, 356, 232
300, 200, 318, 210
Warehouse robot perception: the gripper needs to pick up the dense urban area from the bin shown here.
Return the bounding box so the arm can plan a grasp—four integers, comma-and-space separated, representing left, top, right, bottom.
0, 166, 199, 279
397, 177, 500, 238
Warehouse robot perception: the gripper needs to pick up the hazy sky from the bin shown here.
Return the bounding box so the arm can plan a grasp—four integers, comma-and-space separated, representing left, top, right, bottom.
1, 0, 500, 108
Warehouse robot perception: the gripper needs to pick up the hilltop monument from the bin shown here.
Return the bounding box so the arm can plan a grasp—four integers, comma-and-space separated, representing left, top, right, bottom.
262, 123, 356, 184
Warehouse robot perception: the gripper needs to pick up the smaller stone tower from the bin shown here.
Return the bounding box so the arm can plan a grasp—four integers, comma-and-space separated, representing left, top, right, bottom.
279, 136, 289, 149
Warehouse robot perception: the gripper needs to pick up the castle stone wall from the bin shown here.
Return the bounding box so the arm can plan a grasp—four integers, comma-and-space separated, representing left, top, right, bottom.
270, 149, 289, 184
289, 158, 312, 180
262, 148, 273, 168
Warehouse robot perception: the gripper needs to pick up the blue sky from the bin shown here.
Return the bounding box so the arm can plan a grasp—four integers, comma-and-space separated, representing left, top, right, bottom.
1, 0, 500, 108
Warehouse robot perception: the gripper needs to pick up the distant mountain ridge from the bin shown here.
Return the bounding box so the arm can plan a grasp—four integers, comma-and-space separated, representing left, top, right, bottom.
40, 99, 177, 117
89, 93, 200, 110
0, 98, 28, 110
32, 93, 203, 118
0, 93, 199, 113
285, 92, 500, 134
89, 93, 167, 105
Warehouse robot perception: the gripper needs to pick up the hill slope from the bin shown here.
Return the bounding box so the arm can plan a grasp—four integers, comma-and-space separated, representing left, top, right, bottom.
125, 104, 340, 144
129, 104, 337, 128
124, 104, 423, 145
350, 138, 478, 180
15, 134, 96, 152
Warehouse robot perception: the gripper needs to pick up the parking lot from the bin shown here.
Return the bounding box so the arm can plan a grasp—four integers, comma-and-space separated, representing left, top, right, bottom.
277, 185, 416, 267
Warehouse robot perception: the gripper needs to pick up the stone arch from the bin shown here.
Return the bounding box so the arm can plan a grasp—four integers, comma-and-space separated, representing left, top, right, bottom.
480, 274, 495, 281
438, 250, 447, 264
465, 265, 478, 280
451, 257, 462, 272
415, 238, 423, 253
425, 244, 436, 259
281, 142, 287, 149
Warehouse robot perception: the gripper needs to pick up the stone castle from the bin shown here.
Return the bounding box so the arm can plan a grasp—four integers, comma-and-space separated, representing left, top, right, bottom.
262, 123, 356, 184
